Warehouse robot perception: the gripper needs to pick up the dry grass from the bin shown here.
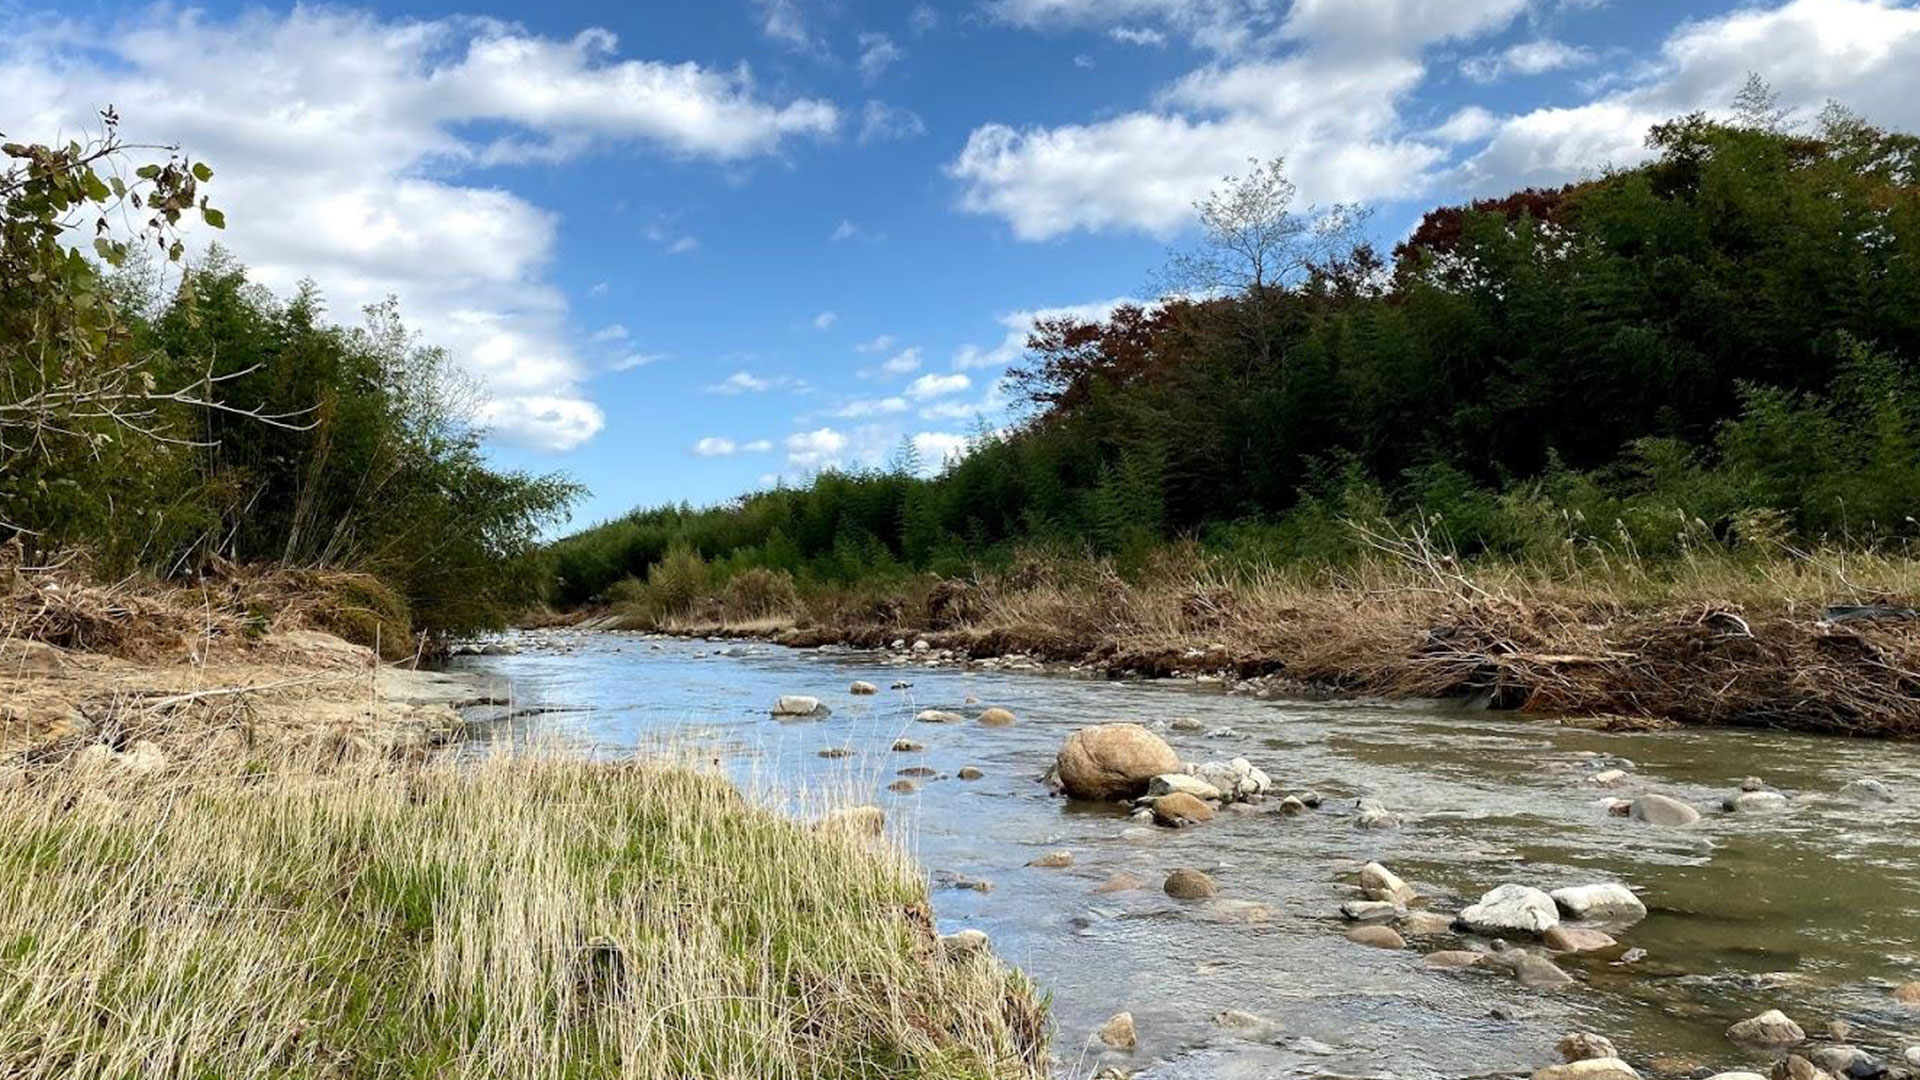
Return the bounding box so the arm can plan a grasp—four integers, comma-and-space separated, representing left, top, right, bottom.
0, 747, 1048, 1080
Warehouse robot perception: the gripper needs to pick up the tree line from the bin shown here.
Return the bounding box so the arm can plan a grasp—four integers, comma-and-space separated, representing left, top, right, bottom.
2, 112, 578, 645
549, 90, 1920, 612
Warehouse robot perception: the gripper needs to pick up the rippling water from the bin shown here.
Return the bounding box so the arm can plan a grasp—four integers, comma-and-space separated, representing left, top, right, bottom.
454, 631, 1920, 1078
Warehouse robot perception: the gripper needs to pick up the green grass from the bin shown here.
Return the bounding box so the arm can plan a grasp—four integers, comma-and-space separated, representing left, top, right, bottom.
0, 751, 1047, 1079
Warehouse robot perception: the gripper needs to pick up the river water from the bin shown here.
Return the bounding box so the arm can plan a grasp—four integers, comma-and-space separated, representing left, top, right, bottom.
453, 630, 1920, 1079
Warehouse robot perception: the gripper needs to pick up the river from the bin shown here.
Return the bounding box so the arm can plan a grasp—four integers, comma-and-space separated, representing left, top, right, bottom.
453, 630, 1920, 1079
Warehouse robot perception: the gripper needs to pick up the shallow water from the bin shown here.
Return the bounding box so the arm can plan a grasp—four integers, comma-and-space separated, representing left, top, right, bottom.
455, 631, 1920, 1078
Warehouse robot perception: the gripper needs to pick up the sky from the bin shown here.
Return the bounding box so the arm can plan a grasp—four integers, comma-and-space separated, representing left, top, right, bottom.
6, 0, 1920, 529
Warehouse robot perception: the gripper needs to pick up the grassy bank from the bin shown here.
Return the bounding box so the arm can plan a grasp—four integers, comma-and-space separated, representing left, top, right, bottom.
0, 750, 1047, 1079
586, 540, 1920, 737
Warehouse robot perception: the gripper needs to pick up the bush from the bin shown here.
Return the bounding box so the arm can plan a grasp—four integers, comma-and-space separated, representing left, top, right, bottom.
721, 567, 798, 620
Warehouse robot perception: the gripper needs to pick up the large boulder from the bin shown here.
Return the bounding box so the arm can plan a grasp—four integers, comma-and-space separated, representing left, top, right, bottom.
1056, 724, 1181, 801
1551, 883, 1648, 924
1458, 884, 1560, 936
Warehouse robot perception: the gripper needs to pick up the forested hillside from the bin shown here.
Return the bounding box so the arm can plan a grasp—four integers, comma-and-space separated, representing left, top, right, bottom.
2, 115, 578, 648
549, 101, 1920, 612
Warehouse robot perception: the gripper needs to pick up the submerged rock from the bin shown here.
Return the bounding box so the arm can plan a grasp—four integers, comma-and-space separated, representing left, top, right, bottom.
1347, 925, 1405, 949
1727, 1009, 1806, 1047
978, 707, 1016, 727
886, 779, 919, 795
1544, 926, 1618, 954
1152, 792, 1216, 827
1892, 981, 1920, 1004
1725, 790, 1790, 813
1805, 1046, 1879, 1077
915, 709, 966, 724
1839, 778, 1895, 803
1423, 950, 1484, 969
1163, 868, 1216, 899
1551, 883, 1648, 924
1276, 795, 1309, 816
849, 681, 879, 695
957, 766, 985, 780
1027, 850, 1074, 868
1093, 872, 1144, 894
1398, 911, 1455, 936
1557, 1032, 1618, 1062
1631, 793, 1702, 826
1355, 799, 1400, 829
1341, 900, 1402, 922
771, 695, 826, 717
1770, 1056, 1840, 1080
1458, 884, 1560, 936
1192, 757, 1272, 802
1098, 1012, 1137, 1052
1532, 1060, 1640, 1080
1056, 724, 1181, 801
891, 738, 924, 752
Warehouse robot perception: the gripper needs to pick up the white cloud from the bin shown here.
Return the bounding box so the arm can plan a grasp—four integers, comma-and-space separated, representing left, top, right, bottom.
755, 0, 824, 55
610, 352, 664, 371
786, 427, 850, 468
1460, 38, 1595, 83
918, 375, 1015, 422
953, 296, 1145, 370
1456, 0, 1920, 193
857, 32, 904, 83
588, 323, 629, 343
813, 310, 839, 330
950, 51, 1441, 240
1074, 54, 1096, 69
912, 432, 970, 469
706, 371, 805, 394
905, 372, 971, 400
831, 396, 909, 418
881, 347, 923, 374
586, 281, 609, 298
831, 218, 878, 242
910, 5, 940, 34
693, 436, 774, 456
1431, 105, 1501, 144
1109, 26, 1169, 47
855, 334, 898, 354
987, 0, 1285, 54
860, 100, 927, 143
0, 6, 838, 451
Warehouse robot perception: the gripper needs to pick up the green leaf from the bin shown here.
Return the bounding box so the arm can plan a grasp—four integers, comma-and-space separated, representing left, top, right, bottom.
109, 176, 126, 197
191, 162, 213, 182
135, 164, 160, 180
81, 170, 111, 202
202, 207, 226, 229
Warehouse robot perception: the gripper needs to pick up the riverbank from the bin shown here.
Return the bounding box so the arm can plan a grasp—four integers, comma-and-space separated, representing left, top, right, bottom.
0, 748, 1047, 1079
1, 566, 1048, 1079
563, 546, 1920, 737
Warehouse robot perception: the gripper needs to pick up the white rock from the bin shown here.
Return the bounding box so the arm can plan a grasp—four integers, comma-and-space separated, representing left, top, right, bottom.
1630, 793, 1701, 826
1724, 790, 1789, 812
1359, 862, 1417, 905
1726, 1008, 1805, 1047
1550, 883, 1648, 924
1147, 773, 1223, 801
771, 695, 824, 717
1458, 884, 1560, 936
915, 709, 966, 724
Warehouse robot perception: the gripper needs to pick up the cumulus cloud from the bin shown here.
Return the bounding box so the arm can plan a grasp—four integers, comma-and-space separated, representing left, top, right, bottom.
855, 333, 899, 354
904, 372, 971, 400
881, 347, 923, 374
1455, 0, 1920, 193
780, 424, 971, 474
785, 427, 850, 468
831, 396, 909, 418
0, 6, 837, 450
588, 323, 629, 343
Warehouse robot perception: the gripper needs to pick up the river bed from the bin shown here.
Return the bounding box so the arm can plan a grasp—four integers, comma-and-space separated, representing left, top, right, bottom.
453, 630, 1920, 1079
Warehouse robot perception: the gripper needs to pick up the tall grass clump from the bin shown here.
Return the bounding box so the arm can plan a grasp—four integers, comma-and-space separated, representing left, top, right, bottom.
0, 751, 1047, 1079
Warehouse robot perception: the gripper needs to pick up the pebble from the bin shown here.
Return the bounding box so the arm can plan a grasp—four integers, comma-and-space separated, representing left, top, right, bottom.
891, 738, 923, 752
957, 766, 985, 780
1027, 850, 1073, 868
1726, 1009, 1805, 1047
886, 779, 919, 795
1098, 1012, 1137, 1051
1423, 950, 1484, 969
1163, 868, 1217, 900
817, 747, 854, 759
1347, 925, 1406, 949
897, 766, 936, 778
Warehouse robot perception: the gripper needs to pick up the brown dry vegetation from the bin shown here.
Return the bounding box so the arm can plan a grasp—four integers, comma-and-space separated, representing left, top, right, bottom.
597, 540, 1920, 738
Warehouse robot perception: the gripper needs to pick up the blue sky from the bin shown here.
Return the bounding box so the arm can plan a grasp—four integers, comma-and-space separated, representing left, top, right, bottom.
7, 0, 1920, 529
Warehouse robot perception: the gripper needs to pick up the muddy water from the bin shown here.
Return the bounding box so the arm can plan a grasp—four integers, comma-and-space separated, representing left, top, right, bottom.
456, 632, 1920, 1079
